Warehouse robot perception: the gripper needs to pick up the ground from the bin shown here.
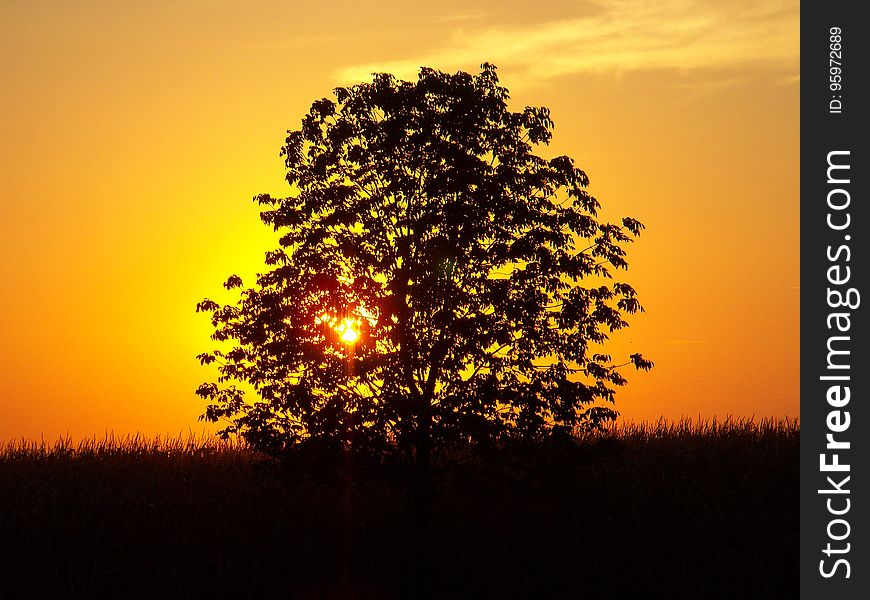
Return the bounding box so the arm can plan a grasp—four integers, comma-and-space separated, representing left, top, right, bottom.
0, 420, 798, 599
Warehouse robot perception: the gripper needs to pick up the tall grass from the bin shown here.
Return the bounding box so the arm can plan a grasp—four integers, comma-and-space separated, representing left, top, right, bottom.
600, 415, 799, 441
0, 431, 243, 457
0, 418, 799, 599
1, 416, 799, 458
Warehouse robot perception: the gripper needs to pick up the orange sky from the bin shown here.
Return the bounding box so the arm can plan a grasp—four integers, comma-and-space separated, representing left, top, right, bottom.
0, 0, 799, 441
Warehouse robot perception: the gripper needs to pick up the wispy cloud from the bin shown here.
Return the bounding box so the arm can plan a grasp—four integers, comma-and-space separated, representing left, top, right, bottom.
333, 0, 798, 85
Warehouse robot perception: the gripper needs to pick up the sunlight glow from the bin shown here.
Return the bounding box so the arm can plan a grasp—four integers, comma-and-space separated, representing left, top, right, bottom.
335, 318, 361, 344
315, 303, 374, 346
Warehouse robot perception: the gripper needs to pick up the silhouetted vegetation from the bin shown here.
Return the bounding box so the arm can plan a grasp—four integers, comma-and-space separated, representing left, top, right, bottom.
0, 418, 798, 599
196, 64, 651, 462
196, 65, 655, 595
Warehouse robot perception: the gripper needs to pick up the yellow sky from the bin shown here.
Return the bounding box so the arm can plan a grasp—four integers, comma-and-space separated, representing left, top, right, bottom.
0, 0, 799, 441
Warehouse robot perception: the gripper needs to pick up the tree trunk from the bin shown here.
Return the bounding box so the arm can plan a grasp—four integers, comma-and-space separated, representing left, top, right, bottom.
413, 402, 433, 599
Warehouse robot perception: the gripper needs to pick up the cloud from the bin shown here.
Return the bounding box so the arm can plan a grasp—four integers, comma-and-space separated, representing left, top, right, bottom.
333, 0, 798, 85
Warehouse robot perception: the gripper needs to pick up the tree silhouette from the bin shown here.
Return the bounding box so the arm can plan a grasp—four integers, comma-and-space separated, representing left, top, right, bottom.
196, 63, 651, 462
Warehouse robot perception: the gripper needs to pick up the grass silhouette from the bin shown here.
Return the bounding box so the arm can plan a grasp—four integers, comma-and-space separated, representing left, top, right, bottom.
0, 418, 797, 599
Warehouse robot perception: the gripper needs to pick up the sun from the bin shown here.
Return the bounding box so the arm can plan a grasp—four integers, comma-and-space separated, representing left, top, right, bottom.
315, 309, 368, 345
335, 318, 361, 345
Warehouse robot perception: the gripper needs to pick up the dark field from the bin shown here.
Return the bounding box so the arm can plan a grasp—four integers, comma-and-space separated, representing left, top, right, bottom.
0, 419, 798, 599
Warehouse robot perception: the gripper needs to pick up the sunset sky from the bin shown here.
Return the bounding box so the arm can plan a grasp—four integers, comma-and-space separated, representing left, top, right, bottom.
0, 0, 799, 441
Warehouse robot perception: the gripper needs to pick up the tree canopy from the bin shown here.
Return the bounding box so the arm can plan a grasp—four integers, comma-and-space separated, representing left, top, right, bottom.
196, 63, 651, 458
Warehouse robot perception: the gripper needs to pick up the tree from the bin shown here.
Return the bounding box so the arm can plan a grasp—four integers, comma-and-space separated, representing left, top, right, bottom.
196, 63, 651, 462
